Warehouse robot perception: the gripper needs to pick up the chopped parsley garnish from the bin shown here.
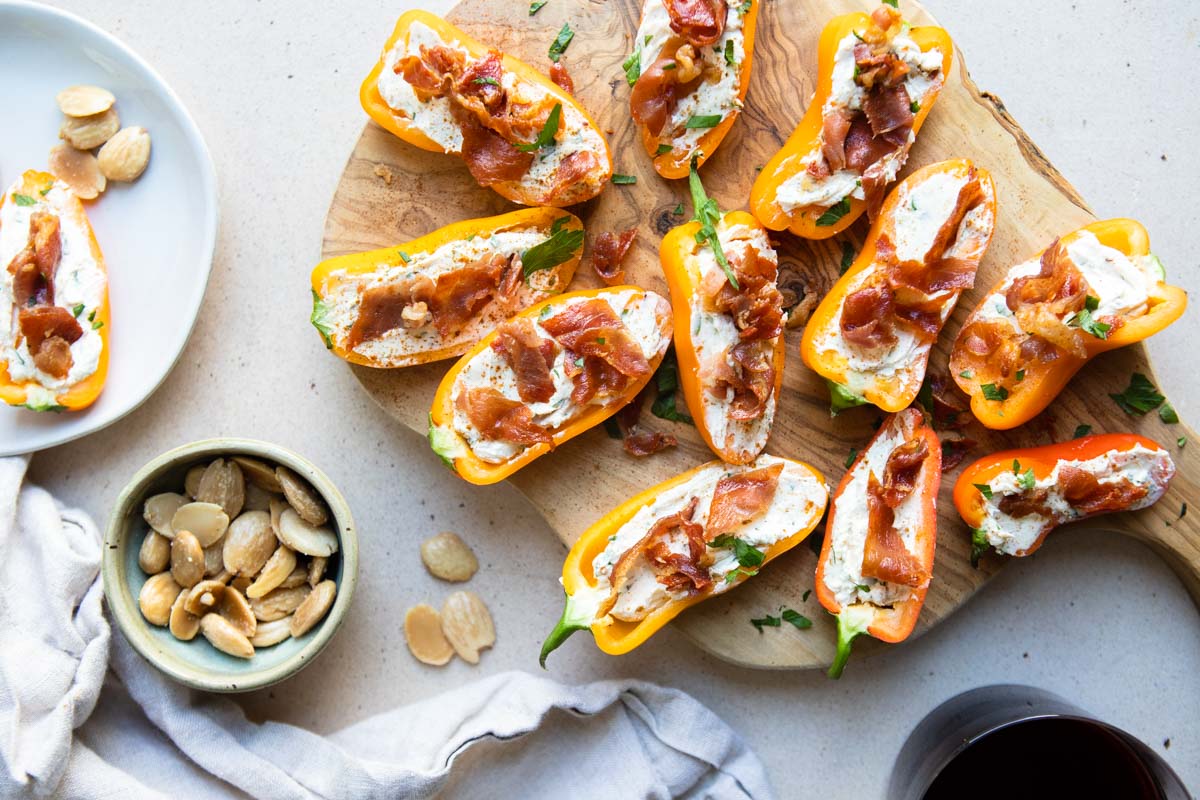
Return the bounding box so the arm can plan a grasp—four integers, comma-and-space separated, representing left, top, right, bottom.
1014, 369, 1025, 383
802, 589, 812, 602
1109, 372, 1165, 416
1178, 436, 1187, 448
815, 197, 851, 227
539, 304, 553, 320
397, 250, 411, 263
751, 614, 781, 632
672, 202, 684, 215
472, 76, 499, 86
910, 99, 920, 113
970, 528, 989, 568
71, 303, 85, 318
611, 174, 637, 185
781, 609, 812, 630
1066, 296, 1111, 339
855, 583, 871, 593
12, 193, 36, 207
974, 483, 993, 500
1073, 424, 1092, 438
883, 0, 899, 7
529, 0, 548, 14
1159, 402, 1179, 424
516, 103, 562, 152
737, 0, 751, 13
688, 160, 738, 289
1017, 468, 1036, 491
548, 23, 574, 62
521, 215, 583, 278
981, 383, 1008, 402
725, 568, 758, 584
685, 114, 723, 129
1011, 459, 1020, 474
602, 417, 623, 439
622, 47, 642, 86
844, 448, 858, 469
839, 241, 856, 275
710, 534, 766, 568
656, 143, 673, 156
959, 370, 973, 379
650, 347, 694, 424
92, 319, 104, 330
87, 309, 96, 322
724, 39, 736, 66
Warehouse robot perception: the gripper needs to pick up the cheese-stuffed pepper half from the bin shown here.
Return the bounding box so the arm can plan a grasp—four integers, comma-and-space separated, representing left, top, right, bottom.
361, 11, 613, 207
429, 287, 673, 484
816, 408, 940, 678
1, 170, 109, 412
661, 170, 784, 463
751, 5, 952, 239
950, 219, 1187, 430
540, 454, 827, 663
310, 209, 582, 367
625, 0, 759, 178
802, 160, 996, 413
954, 434, 1175, 563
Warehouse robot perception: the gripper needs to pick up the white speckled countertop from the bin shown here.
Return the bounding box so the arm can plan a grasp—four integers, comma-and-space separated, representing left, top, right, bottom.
30, 1, 1200, 796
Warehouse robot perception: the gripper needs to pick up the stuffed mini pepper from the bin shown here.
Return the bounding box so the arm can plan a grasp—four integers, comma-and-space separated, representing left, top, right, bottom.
802, 160, 996, 413
661, 167, 784, 463
816, 408, 940, 678
950, 220, 1187, 430
429, 286, 672, 484
955, 433, 1176, 563
751, 5, 952, 239
624, 0, 759, 178
540, 454, 827, 663
310, 208, 582, 367
1, 170, 109, 412
361, 11, 613, 206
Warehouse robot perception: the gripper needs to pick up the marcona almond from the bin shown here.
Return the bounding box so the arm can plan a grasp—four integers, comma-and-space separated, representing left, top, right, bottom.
200, 614, 254, 659
246, 545, 296, 598
276, 507, 338, 557
183, 579, 227, 615
307, 555, 327, 587
231, 575, 253, 594
405, 604, 454, 666
440, 591, 495, 665
138, 572, 181, 626
218, 586, 257, 638
279, 563, 309, 589
143, 492, 185, 537
168, 591, 200, 641
56, 84, 115, 117
420, 532, 478, 582
60, 107, 120, 150
242, 481, 274, 512
222, 510, 276, 576
289, 580, 336, 637
250, 617, 293, 647
203, 540, 225, 576
184, 465, 205, 499
138, 530, 170, 573
232, 456, 283, 492
249, 584, 310, 622
196, 458, 245, 519
276, 466, 328, 526
170, 502, 229, 547
169, 529, 205, 588
48, 144, 105, 200
97, 126, 151, 182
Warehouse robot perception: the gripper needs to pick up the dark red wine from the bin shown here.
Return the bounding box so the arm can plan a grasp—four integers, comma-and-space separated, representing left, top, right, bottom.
923, 717, 1163, 799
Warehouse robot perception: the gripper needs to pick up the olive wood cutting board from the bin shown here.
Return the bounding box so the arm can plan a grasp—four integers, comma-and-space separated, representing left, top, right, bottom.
321, 0, 1199, 668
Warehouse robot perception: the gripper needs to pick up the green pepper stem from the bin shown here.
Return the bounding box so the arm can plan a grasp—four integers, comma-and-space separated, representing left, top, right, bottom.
827, 605, 873, 679
826, 379, 868, 416
539, 589, 593, 668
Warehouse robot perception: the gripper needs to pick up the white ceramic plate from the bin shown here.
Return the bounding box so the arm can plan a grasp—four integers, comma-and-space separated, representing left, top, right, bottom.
0, 1, 217, 456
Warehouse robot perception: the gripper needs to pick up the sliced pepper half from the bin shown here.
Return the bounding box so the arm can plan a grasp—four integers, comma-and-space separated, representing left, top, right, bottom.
541, 453, 827, 664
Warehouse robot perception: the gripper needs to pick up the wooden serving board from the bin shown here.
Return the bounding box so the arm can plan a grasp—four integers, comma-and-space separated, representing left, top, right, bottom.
322, 0, 1200, 668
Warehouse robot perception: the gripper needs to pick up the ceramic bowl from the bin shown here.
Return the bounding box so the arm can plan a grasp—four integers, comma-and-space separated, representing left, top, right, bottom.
103, 438, 357, 692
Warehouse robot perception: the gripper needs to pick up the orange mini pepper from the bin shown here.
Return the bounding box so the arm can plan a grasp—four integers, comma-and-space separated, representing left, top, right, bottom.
954, 433, 1175, 563
626, 0, 760, 179
540, 454, 827, 664
815, 408, 941, 678
310, 208, 582, 367
428, 286, 672, 485
801, 159, 997, 413
950, 219, 1187, 430
0, 170, 109, 412
360, 10, 613, 207
750, 11, 953, 239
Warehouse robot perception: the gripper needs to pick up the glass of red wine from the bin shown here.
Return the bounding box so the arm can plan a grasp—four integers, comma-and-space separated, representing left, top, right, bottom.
889, 685, 1191, 800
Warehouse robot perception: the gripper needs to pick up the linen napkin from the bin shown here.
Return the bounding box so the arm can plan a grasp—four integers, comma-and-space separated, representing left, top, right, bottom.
0, 455, 775, 800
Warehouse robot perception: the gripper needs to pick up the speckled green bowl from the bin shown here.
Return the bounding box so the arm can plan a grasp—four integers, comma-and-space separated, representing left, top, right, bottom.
103, 438, 358, 692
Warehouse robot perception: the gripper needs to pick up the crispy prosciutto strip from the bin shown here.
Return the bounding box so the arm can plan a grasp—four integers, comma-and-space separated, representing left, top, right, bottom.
17, 306, 82, 379
630, 55, 684, 137
432, 253, 518, 335
939, 437, 977, 473
491, 318, 558, 404
713, 341, 775, 421
877, 437, 930, 508
1059, 465, 1149, 516
546, 151, 603, 205
623, 428, 678, 457
346, 276, 435, 349
1002, 238, 1092, 359
456, 110, 536, 185
540, 298, 651, 379
456, 386, 553, 446
863, 83, 913, 137
592, 228, 638, 286
563, 352, 631, 406
549, 60, 574, 94
8, 211, 62, 308
705, 462, 783, 538
861, 473, 930, 588
665, 0, 727, 48
840, 285, 895, 349
708, 235, 784, 341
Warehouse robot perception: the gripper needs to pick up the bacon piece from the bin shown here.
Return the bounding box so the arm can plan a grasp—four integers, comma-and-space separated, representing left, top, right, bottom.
456, 50, 506, 112
592, 228, 638, 286
710, 340, 775, 421
853, 43, 910, 91
18, 305, 83, 379
841, 283, 896, 349
997, 486, 1051, 520
861, 473, 930, 588
665, 0, 726, 47
878, 437, 929, 508
843, 115, 897, 174
709, 235, 784, 341
563, 353, 630, 406
456, 109, 534, 184
546, 150, 602, 205
541, 298, 651, 379
939, 437, 977, 473
631, 56, 682, 137
491, 319, 558, 404
1059, 465, 1149, 517
863, 83, 913, 137
923, 373, 969, 430
1006, 239, 1088, 315
397, 45, 464, 98
9, 212, 62, 308
623, 428, 677, 457
429, 253, 515, 336
705, 463, 784, 538
820, 109, 853, 172
456, 387, 552, 446
345, 276, 435, 349
549, 60, 575, 94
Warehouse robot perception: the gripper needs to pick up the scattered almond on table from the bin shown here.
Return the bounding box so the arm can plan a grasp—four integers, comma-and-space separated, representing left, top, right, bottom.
51, 84, 152, 199
406, 532, 494, 666
136, 455, 339, 659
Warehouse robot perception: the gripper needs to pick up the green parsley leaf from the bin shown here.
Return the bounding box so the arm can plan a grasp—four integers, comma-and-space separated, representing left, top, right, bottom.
650, 348, 695, 424
1109, 373, 1165, 416
844, 448, 858, 469
622, 47, 642, 86
472, 76, 499, 86
12, 193, 36, 207
981, 383, 1008, 402
802, 589, 812, 602
1073, 424, 1092, 438
521, 216, 584, 278
92, 320, 103, 330
688, 160, 738, 290
71, 303, 84, 318
672, 202, 684, 215
1159, 402, 1179, 424
815, 197, 851, 227
529, 0, 548, 14
656, 143, 673, 156
724, 39, 736, 66
959, 370, 973, 379
710, 534, 766, 568
1012, 459, 1021, 474
751, 614, 780, 632
973, 483, 993, 500
737, 0, 751, 13
725, 567, 758, 584
910, 99, 920, 113
855, 583, 871, 593
39, 188, 51, 196
602, 417, 623, 440
1014, 369, 1025, 383
1018, 468, 1036, 491
397, 250, 411, 263
883, 0, 899, 7
916, 376, 934, 414
516, 103, 562, 152
611, 174, 637, 185
839, 241, 856, 275
1178, 436, 1187, 448
310, 290, 334, 349
781, 609, 813, 630
1066, 298, 1111, 339
970, 528, 989, 568
685, 114, 723, 129
548, 23, 574, 62
87, 309, 96, 322
662, 62, 677, 70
